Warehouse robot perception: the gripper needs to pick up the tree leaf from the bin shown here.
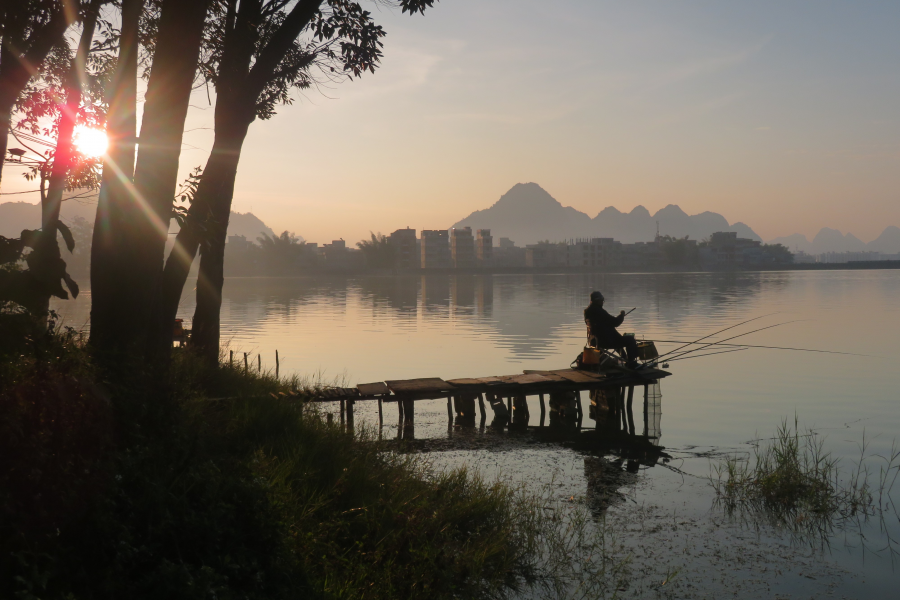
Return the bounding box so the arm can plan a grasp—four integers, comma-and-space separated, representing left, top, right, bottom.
63, 270, 80, 299
57, 221, 76, 253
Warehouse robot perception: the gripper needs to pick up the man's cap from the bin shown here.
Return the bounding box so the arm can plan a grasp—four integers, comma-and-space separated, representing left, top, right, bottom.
590, 291, 604, 301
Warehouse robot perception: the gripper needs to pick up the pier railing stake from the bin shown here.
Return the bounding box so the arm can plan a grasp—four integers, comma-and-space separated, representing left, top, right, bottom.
643, 384, 649, 437
230, 350, 233, 366
258, 354, 261, 373
244, 352, 248, 372
626, 386, 636, 435
275, 350, 279, 378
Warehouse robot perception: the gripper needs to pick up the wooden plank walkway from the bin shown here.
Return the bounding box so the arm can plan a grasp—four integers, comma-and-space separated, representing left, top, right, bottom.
311, 365, 670, 428
312, 366, 668, 403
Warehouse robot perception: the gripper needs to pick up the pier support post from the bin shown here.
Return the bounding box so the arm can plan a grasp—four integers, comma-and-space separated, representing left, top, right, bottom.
626, 386, 635, 435
488, 393, 509, 423
643, 384, 649, 437
378, 397, 383, 426
512, 395, 529, 427
447, 396, 453, 421
539, 393, 546, 426
403, 398, 415, 424
347, 399, 355, 430
478, 393, 486, 420
340, 399, 345, 427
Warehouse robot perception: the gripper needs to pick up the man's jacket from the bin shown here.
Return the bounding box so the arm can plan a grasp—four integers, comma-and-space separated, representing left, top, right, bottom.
584, 302, 624, 347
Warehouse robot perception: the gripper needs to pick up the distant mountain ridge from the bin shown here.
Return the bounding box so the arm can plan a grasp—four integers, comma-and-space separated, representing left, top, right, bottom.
451, 182, 761, 245
769, 226, 900, 255
0, 200, 277, 241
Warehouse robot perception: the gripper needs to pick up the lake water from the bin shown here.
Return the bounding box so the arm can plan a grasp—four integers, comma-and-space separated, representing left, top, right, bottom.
54, 270, 900, 598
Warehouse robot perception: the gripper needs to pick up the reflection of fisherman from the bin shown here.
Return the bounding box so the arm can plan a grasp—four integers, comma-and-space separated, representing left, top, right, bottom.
584, 291, 639, 368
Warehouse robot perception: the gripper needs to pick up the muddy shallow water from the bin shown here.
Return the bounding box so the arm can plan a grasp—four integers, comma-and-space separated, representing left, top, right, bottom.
54, 270, 900, 598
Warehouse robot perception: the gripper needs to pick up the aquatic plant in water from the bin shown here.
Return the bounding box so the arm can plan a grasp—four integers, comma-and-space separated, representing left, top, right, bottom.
710, 416, 900, 545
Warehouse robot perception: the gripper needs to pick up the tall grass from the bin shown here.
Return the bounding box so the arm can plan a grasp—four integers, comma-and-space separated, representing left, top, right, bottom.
1, 333, 555, 599
710, 416, 899, 543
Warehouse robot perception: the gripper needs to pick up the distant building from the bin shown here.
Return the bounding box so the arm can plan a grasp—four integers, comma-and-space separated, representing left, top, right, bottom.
566, 238, 621, 268
420, 229, 451, 268
525, 242, 567, 268
493, 237, 526, 267
450, 227, 476, 268
476, 229, 493, 266
620, 241, 663, 270
389, 227, 419, 269
699, 232, 763, 266
322, 239, 364, 270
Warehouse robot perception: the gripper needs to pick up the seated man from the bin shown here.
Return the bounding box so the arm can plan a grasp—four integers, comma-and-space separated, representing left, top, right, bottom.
584, 291, 639, 367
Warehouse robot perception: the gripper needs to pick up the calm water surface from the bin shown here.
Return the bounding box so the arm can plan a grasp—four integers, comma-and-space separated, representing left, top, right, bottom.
55, 270, 900, 598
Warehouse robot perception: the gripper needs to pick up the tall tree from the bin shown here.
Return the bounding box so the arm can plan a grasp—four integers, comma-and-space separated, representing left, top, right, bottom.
89, 0, 211, 357
357, 232, 395, 269
160, 0, 436, 362
29, 0, 106, 315
0, 0, 75, 186
89, 0, 142, 353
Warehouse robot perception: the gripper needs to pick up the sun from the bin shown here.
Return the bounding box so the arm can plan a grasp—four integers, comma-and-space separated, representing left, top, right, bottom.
73, 125, 108, 158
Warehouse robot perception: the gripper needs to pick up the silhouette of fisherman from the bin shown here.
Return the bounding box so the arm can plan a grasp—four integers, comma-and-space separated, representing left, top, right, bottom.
584, 291, 639, 368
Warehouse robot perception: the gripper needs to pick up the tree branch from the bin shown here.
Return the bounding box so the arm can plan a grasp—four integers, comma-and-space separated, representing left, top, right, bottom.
245, 0, 323, 100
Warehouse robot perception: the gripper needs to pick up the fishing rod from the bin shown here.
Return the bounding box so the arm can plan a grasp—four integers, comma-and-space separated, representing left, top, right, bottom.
663, 347, 749, 362
655, 313, 777, 361
623, 307, 637, 317
663, 320, 806, 362
651, 340, 866, 357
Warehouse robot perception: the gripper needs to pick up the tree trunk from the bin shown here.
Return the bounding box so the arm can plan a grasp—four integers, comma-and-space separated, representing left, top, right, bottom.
32, 1, 102, 315
90, 0, 209, 358
155, 0, 323, 364
90, 0, 143, 355
156, 189, 204, 354
188, 119, 251, 363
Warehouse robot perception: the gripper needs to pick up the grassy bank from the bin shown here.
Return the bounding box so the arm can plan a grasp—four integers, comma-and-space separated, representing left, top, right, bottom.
1, 328, 540, 599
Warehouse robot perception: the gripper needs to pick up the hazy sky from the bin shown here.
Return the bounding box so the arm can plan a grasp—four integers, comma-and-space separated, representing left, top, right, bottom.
5, 1, 900, 244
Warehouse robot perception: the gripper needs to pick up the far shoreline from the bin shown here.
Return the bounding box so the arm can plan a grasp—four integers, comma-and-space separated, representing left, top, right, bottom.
211, 260, 900, 278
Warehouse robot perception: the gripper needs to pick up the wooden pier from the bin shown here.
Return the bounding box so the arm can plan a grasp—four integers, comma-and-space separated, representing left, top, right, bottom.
311, 365, 670, 430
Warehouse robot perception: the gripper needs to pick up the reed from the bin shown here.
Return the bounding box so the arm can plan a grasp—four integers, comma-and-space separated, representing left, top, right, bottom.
710, 416, 898, 542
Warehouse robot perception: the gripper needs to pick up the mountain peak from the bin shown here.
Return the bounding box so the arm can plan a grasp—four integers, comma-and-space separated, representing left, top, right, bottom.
653, 204, 689, 219
451, 184, 762, 245
629, 205, 651, 218
596, 206, 623, 217
491, 182, 564, 210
